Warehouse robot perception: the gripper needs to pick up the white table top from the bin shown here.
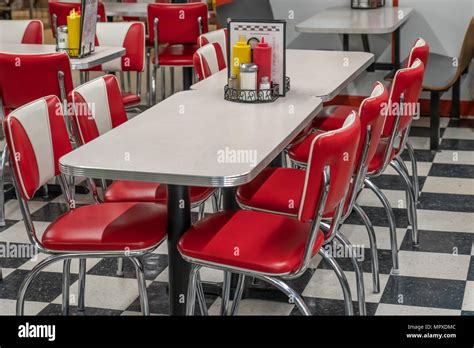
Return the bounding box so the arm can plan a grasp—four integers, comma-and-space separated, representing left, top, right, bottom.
60, 90, 323, 187
104, 2, 148, 18
296, 6, 413, 34
0, 43, 125, 70
191, 49, 374, 101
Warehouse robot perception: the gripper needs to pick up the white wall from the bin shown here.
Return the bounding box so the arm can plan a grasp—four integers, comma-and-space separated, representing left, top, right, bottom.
270, 0, 473, 103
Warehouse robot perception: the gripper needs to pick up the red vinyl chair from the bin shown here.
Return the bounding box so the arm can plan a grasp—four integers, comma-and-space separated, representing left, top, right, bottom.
90, 22, 146, 109
48, 0, 107, 38
4, 95, 167, 315
0, 52, 74, 227
147, 2, 209, 104
0, 19, 43, 44
193, 42, 227, 81
71, 75, 217, 215
179, 113, 361, 316
197, 28, 228, 59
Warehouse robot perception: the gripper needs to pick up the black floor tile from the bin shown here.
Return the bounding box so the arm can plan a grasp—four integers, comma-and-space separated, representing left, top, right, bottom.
38, 303, 123, 316
428, 163, 474, 178
400, 230, 473, 255
0, 220, 20, 233
440, 139, 474, 151
0, 269, 78, 302
0, 242, 38, 268
448, 119, 474, 128
410, 127, 445, 138
345, 206, 410, 229
418, 192, 474, 213
461, 310, 474, 316
400, 149, 436, 163
467, 257, 474, 282
30, 203, 69, 222
380, 275, 466, 310
369, 175, 426, 192
290, 297, 378, 316
87, 254, 168, 281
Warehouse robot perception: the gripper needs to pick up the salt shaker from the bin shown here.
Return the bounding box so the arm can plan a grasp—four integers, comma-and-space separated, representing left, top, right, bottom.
240, 63, 258, 101
259, 76, 272, 101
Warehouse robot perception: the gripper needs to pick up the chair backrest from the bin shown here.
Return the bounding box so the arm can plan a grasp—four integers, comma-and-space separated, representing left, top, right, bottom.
0, 20, 44, 44
215, 0, 273, 28
95, 22, 145, 72
198, 28, 228, 59
382, 59, 425, 139
456, 17, 474, 78
358, 82, 390, 169
0, 52, 74, 111
406, 38, 429, 68
3, 95, 72, 200
298, 112, 361, 223
193, 42, 226, 80
71, 75, 128, 145
147, 2, 209, 45
48, 1, 106, 37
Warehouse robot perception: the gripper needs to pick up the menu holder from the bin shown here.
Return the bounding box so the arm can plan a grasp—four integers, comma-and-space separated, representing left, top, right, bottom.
227, 19, 288, 97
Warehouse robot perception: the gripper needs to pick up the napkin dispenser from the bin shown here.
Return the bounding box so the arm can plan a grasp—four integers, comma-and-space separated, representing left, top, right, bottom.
351, 0, 385, 9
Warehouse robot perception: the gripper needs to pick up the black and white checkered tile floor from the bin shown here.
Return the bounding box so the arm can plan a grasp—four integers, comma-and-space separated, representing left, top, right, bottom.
0, 116, 472, 316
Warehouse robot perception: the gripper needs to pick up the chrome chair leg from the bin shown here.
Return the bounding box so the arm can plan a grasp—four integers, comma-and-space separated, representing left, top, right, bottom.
394, 157, 414, 226
62, 259, 71, 315
78, 258, 86, 311
336, 233, 366, 316
211, 191, 219, 213
364, 178, 399, 274
319, 248, 354, 315
195, 271, 208, 316
198, 203, 205, 220
221, 271, 232, 316
161, 67, 166, 101
17, 255, 66, 315
258, 275, 311, 316
146, 49, 151, 106
391, 160, 419, 246
129, 257, 150, 316
170, 67, 175, 95
116, 258, 124, 276
354, 203, 380, 294
0, 267, 2, 280
151, 66, 158, 105
230, 274, 245, 316
0, 144, 9, 227
405, 141, 420, 202
186, 264, 200, 315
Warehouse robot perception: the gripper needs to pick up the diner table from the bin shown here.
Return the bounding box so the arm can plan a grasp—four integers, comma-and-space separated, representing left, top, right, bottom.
191, 49, 375, 101
296, 6, 413, 71
0, 43, 125, 70
59, 48, 373, 315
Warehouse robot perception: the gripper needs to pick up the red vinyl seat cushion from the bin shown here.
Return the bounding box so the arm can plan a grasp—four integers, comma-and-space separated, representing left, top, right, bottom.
178, 210, 325, 275
236, 168, 305, 217
104, 180, 214, 205
153, 44, 198, 66
42, 202, 167, 251
122, 92, 141, 106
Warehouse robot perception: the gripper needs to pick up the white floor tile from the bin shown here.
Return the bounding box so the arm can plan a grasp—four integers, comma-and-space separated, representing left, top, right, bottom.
397, 251, 470, 281
462, 281, 474, 311
376, 303, 460, 315
302, 269, 390, 303
0, 299, 49, 315
408, 136, 431, 150
51, 275, 151, 311
208, 298, 295, 316
340, 224, 405, 250
19, 255, 101, 273
357, 188, 408, 209
422, 177, 474, 195
5, 200, 48, 221
442, 127, 474, 140
434, 150, 474, 165
417, 210, 474, 233
155, 266, 224, 283
411, 117, 450, 128
0, 221, 49, 244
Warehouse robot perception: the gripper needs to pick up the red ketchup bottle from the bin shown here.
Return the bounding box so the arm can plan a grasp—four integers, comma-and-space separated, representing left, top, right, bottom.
253, 37, 272, 89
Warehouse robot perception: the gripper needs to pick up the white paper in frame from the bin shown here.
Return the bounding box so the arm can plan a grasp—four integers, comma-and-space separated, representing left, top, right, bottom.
227, 19, 287, 96
80, 0, 98, 57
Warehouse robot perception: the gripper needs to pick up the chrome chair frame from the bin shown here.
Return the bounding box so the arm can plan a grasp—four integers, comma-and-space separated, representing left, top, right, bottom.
184, 166, 355, 316
12, 173, 160, 315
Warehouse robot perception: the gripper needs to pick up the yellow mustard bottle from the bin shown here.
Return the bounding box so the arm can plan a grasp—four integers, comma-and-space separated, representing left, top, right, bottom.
67, 9, 81, 57
231, 36, 251, 79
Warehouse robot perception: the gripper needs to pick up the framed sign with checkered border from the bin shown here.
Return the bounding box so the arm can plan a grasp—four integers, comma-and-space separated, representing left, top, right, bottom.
227, 19, 287, 96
